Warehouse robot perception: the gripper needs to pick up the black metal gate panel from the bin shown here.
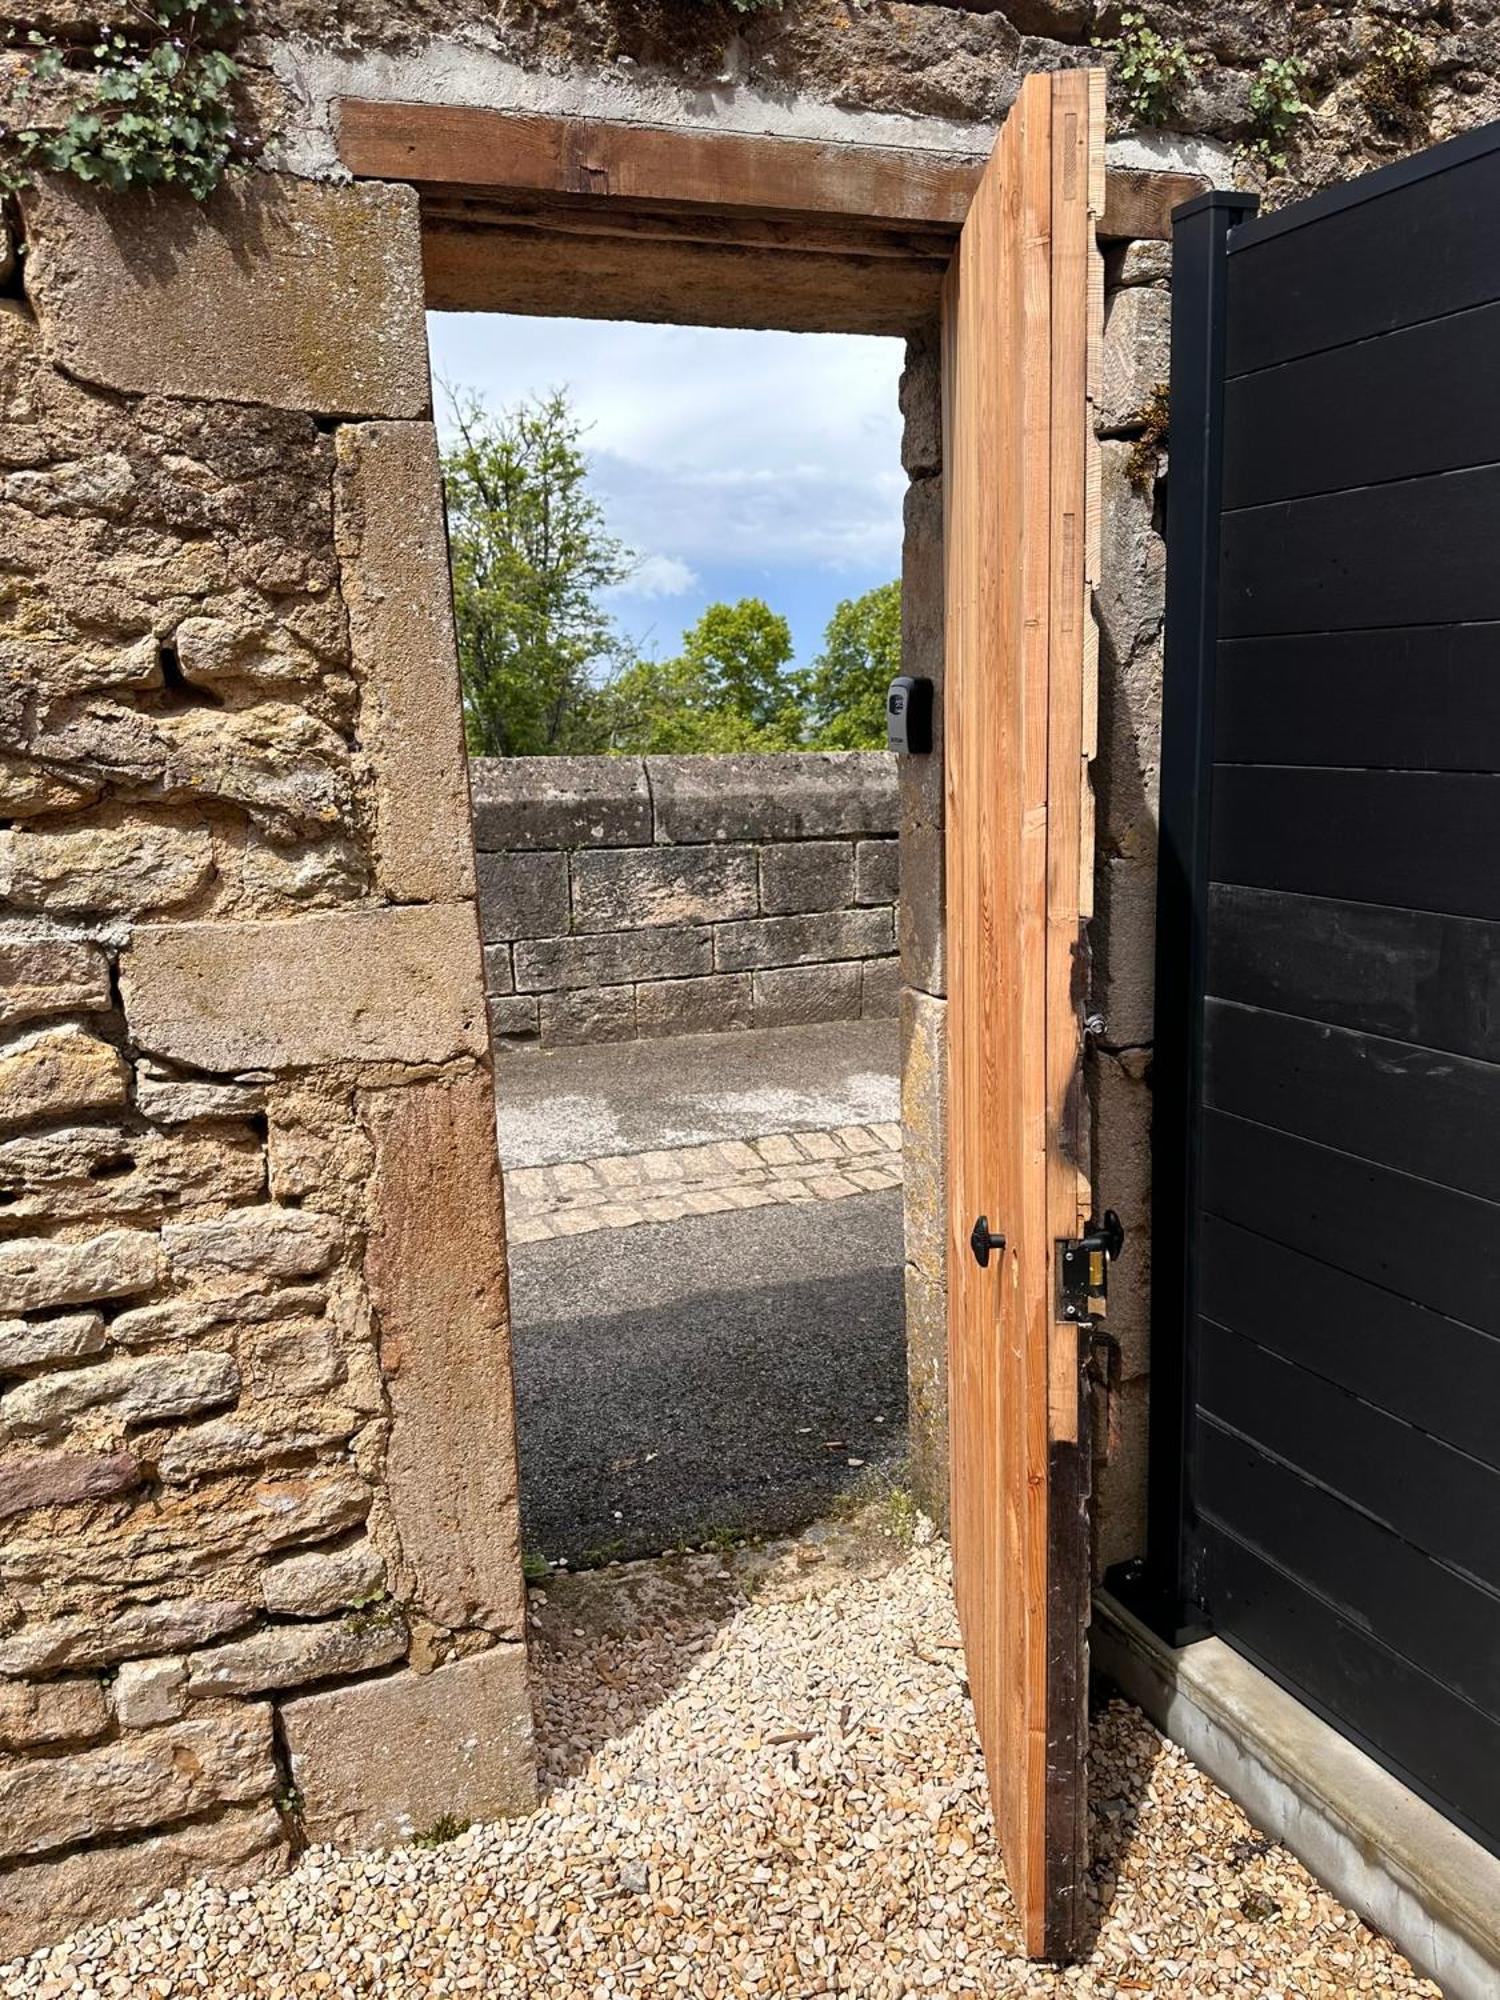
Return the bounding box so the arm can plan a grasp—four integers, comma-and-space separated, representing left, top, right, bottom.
1139, 127, 1500, 1856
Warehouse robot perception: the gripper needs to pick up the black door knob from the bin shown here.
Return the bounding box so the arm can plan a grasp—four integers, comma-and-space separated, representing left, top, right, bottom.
970, 1214, 1006, 1268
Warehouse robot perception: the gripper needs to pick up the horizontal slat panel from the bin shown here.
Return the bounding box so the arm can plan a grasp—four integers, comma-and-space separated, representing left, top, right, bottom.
1214, 626, 1500, 771
1204, 999, 1500, 1202
1205, 885, 1500, 1061
1201, 1524, 1500, 1856
1225, 141, 1500, 375
1220, 464, 1500, 638
1199, 1109, 1500, 1336
1210, 767, 1500, 920
1199, 1427, 1500, 1719
1198, 1323, 1500, 1588
1223, 301, 1500, 508
1199, 1216, 1500, 1471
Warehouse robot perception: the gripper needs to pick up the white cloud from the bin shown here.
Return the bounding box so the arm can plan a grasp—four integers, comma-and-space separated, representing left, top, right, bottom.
615, 552, 698, 600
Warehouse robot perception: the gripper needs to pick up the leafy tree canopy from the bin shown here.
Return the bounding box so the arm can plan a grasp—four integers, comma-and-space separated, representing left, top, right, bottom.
801, 580, 902, 751
600, 599, 805, 755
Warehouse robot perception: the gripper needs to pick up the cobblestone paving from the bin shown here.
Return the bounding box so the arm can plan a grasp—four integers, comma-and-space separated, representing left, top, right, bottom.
505, 1123, 903, 1242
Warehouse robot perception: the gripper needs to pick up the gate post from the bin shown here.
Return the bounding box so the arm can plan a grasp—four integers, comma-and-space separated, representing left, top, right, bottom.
1116, 189, 1256, 1644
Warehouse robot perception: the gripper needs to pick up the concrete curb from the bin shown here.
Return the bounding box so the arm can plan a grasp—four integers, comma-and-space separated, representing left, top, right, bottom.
1092, 1589, 1500, 1999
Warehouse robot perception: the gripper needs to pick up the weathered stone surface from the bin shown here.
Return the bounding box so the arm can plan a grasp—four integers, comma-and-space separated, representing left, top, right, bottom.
900, 326, 942, 478
0, 1349, 239, 1438
0, 938, 111, 1027
0, 1023, 128, 1132
649, 752, 897, 844
0, 1676, 109, 1750
488, 995, 540, 1043
2, 1703, 276, 1861
758, 841, 856, 916
860, 957, 901, 1019
186, 1615, 406, 1698
1094, 1045, 1153, 1383
0, 1802, 283, 1963
0, 820, 214, 918
905, 1262, 950, 1533
714, 907, 893, 973
470, 755, 651, 851
111, 1655, 187, 1729
0, 755, 100, 818
0, 1228, 160, 1314
261, 1538, 385, 1620
1095, 855, 1159, 1049
153, 1403, 357, 1482
135, 1069, 267, 1126
0, 1597, 254, 1677
1108, 238, 1172, 286
239, 1317, 342, 1399
475, 851, 569, 943
1098, 441, 1166, 668
120, 904, 489, 1072
855, 837, 900, 907
899, 820, 946, 999
22, 174, 428, 418
515, 926, 712, 994
751, 963, 862, 1029
536, 986, 634, 1045
162, 1206, 342, 1282
335, 422, 476, 900
362, 1070, 524, 1638
0, 1120, 265, 1224
901, 990, 948, 1286
0, 1446, 141, 1521
636, 974, 753, 1039
1098, 283, 1172, 433
572, 845, 758, 931
482, 943, 514, 995
0, 1310, 104, 1372
282, 1645, 535, 1849
1095, 1373, 1150, 1575
174, 616, 326, 691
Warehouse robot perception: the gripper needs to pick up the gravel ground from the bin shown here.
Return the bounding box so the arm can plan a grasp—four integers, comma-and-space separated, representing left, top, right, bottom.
4, 1515, 1439, 2000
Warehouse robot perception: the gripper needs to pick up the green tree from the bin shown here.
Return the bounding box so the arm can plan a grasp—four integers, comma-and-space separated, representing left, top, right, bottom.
441, 388, 632, 757
600, 598, 805, 754
803, 580, 901, 749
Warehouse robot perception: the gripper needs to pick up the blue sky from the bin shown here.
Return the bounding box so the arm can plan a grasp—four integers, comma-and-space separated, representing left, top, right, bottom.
426, 314, 906, 669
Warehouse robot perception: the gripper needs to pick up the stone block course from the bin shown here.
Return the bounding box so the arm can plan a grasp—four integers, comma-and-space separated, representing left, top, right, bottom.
477, 851, 570, 942
0, 1350, 239, 1439
649, 752, 897, 844
636, 973, 753, 1038
0, 1447, 142, 1522
0, 1228, 161, 1315
0, 1677, 110, 1751
538, 987, 636, 1045
0, 938, 111, 1027
186, 1616, 407, 1699
471, 756, 651, 851
0, 1310, 105, 1372
861, 957, 901, 1018
573, 844, 758, 930
751, 963, 863, 1028
759, 841, 856, 915
715, 907, 893, 973
261, 1539, 385, 1620
516, 925, 713, 994
855, 838, 900, 906
1098, 283, 1172, 434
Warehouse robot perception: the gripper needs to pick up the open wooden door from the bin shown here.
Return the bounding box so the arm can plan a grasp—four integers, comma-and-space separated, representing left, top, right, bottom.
942, 67, 1105, 1961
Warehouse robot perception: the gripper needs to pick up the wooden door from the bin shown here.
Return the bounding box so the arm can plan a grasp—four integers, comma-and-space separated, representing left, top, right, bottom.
942, 67, 1104, 1961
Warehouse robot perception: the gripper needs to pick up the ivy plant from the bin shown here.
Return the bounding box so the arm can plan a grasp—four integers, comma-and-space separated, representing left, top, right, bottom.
1096, 10, 1197, 128
3, 0, 250, 199
1246, 55, 1313, 170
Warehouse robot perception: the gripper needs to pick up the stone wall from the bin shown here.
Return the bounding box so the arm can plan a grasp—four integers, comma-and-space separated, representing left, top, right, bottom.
0, 175, 531, 1958
470, 753, 900, 1049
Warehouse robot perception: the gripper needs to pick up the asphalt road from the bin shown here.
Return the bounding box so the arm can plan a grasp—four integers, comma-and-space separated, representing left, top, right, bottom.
510, 1187, 906, 1566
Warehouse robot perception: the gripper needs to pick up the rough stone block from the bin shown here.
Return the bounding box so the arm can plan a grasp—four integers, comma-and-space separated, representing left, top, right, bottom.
362, 1070, 525, 1637
482, 943, 515, 996
0, 1228, 160, 1315
901, 990, 948, 1286
714, 907, 893, 973
0, 938, 111, 1028
899, 820, 945, 998
476, 851, 569, 943
649, 753, 897, 844
1098, 283, 1172, 433
22, 174, 427, 417
0, 1676, 109, 1751
1098, 441, 1166, 668
905, 1262, 950, 1532
758, 841, 856, 916
900, 326, 942, 478
537, 986, 635, 1046
187, 1616, 405, 1698
488, 995, 539, 1043
239, 1318, 342, 1399
120, 904, 489, 1072
3, 1705, 275, 1861
0, 821, 213, 918
0, 1597, 255, 1678
1095, 1374, 1149, 1575
1095, 855, 1159, 1049
470, 756, 651, 851
0, 1024, 128, 1132
135, 1070, 266, 1126
1106, 239, 1172, 286
282, 1645, 535, 1849
335, 422, 475, 900
0, 1122, 265, 1226
0, 1804, 283, 1964
0, 1310, 104, 1371
162, 1206, 342, 1282
636, 974, 753, 1039
0, 1350, 238, 1438
0, 1447, 141, 1521
751, 963, 862, 1029
854, 838, 900, 907
516, 926, 712, 994
111, 1656, 187, 1730
861, 957, 901, 1019
153, 1405, 359, 1482
573, 844, 758, 931
261, 1538, 385, 1620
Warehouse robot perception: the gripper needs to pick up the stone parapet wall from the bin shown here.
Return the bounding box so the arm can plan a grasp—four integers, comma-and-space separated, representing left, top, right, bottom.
471, 753, 900, 1048
0, 175, 531, 1959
